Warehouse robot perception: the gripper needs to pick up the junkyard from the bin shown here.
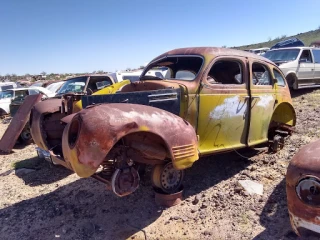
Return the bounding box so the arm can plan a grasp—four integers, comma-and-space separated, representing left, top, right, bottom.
2, 1, 320, 239
1, 84, 320, 240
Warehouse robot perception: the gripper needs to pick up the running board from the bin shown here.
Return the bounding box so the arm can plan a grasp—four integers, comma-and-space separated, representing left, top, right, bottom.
297, 84, 320, 89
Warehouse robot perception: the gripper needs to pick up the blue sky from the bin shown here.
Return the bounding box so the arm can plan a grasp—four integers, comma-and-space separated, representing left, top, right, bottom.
0, 0, 319, 75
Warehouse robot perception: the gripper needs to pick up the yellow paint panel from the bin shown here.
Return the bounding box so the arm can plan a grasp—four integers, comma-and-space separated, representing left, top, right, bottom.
197, 92, 248, 155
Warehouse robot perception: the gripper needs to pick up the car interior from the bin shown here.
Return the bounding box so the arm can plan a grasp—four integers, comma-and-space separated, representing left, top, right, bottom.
86, 76, 113, 94
207, 61, 242, 84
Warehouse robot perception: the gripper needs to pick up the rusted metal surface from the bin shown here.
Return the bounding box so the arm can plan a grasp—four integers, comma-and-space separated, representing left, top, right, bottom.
154, 186, 184, 207
286, 139, 320, 237
30, 98, 65, 152
61, 103, 199, 178
0, 94, 42, 153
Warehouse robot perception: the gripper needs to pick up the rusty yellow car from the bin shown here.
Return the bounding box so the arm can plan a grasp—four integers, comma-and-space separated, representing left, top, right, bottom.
30, 47, 296, 197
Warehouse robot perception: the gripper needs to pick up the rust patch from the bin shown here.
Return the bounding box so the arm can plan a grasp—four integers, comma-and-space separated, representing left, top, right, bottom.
62, 103, 199, 178
0, 94, 42, 153
286, 140, 320, 236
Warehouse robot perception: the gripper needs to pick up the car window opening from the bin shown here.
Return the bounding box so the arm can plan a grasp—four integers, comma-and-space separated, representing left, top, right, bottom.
207, 60, 243, 84
141, 56, 203, 81
87, 76, 113, 94
252, 63, 271, 85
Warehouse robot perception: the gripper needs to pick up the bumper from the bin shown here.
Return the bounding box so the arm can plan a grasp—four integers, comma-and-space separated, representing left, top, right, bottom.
289, 211, 320, 238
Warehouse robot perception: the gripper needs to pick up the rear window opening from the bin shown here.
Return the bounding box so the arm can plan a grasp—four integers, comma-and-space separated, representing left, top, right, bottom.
141, 56, 203, 81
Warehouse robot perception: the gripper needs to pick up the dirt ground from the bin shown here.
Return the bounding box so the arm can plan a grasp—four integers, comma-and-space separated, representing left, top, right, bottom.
1, 89, 319, 240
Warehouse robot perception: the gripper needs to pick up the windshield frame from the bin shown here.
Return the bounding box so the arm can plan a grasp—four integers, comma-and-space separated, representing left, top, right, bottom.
56, 76, 88, 95
141, 54, 205, 81
264, 48, 301, 62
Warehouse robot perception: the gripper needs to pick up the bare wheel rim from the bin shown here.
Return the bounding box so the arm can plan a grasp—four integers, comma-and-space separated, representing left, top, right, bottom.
160, 162, 184, 193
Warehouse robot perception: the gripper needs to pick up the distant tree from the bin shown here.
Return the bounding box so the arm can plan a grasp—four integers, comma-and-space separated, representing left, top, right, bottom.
96, 70, 104, 74
126, 68, 132, 71
318, 25, 320, 30
221, 45, 227, 48
139, 65, 145, 69
274, 36, 280, 41
40, 71, 46, 76
268, 37, 272, 42
281, 34, 287, 39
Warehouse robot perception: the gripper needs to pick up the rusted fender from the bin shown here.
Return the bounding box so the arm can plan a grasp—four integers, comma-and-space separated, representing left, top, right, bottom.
30, 98, 63, 150
286, 139, 320, 233
62, 103, 199, 178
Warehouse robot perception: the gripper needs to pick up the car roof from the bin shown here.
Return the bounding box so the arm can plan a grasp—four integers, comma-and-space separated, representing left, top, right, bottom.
267, 46, 315, 51
151, 47, 274, 65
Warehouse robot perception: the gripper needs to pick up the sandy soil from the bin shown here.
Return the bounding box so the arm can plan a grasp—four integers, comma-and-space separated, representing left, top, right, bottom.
1, 89, 319, 240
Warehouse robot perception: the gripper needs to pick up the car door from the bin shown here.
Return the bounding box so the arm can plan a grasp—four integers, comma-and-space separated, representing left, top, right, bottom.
197, 57, 250, 155
248, 61, 276, 146
297, 49, 315, 84
312, 49, 320, 84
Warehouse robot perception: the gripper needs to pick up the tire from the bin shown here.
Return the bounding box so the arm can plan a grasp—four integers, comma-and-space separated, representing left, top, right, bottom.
20, 128, 33, 144
286, 74, 298, 90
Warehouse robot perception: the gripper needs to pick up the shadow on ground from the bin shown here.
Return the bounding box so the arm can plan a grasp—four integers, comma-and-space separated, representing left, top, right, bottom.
0, 178, 162, 240
253, 179, 298, 240
0, 149, 258, 240
184, 148, 259, 198
290, 88, 317, 98
13, 156, 72, 186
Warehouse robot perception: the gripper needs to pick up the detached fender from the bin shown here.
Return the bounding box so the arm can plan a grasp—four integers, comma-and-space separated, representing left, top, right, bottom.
62, 103, 199, 178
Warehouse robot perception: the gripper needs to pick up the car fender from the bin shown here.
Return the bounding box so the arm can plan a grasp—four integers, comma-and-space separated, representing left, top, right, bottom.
0, 101, 10, 114
62, 103, 199, 178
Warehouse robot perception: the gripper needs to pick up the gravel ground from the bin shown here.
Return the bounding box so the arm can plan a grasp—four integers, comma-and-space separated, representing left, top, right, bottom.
0, 89, 319, 240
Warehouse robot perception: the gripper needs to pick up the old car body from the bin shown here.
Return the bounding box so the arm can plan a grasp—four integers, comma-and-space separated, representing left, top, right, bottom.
286, 140, 320, 238
31, 47, 296, 196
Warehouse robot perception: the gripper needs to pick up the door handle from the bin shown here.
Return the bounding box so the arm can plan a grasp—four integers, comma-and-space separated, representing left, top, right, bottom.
242, 96, 259, 99
311, 69, 314, 71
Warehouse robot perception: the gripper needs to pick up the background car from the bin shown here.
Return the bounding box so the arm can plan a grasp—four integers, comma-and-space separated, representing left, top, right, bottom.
264, 46, 320, 89
45, 81, 65, 95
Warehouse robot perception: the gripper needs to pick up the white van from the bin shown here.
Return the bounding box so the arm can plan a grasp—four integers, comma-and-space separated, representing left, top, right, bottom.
0, 82, 17, 92
264, 47, 320, 89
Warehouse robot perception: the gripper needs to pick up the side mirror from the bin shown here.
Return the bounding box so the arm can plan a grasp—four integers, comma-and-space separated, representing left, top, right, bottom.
299, 58, 307, 63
